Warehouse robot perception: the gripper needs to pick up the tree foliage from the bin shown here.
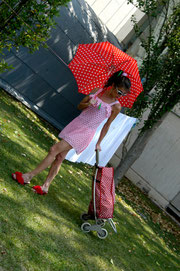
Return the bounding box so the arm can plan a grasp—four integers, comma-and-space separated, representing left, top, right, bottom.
0, 0, 70, 72
115, 0, 180, 183
127, 0, 180, 131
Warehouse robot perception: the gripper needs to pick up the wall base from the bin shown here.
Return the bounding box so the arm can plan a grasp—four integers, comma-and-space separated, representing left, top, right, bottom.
125, 167, 169, 209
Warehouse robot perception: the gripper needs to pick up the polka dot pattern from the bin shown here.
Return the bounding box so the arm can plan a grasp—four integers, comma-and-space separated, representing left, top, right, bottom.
88, 167, 115, 219
69, 41, 143, 108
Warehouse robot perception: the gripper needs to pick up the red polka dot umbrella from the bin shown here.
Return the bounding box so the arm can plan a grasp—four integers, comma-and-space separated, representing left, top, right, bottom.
68, 41, 143, 108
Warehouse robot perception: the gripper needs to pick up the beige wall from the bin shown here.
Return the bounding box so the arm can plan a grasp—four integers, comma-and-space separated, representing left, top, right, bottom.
110, 108, 180, 210
86, 0, 145, 45
86, 0, 180, 214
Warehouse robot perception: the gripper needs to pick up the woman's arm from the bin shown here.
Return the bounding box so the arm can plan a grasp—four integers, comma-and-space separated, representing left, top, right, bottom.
77, 88, 99, 110
96, 103, 121, 151
77, 96, 91, 110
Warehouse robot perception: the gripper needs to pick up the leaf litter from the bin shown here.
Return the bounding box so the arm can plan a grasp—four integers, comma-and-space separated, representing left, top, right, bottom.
117, 178, 180, 239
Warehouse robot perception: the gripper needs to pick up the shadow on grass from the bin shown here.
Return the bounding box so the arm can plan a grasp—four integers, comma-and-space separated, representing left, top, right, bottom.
1, 90, 180, 271
0, 190, 125, 271
0, 89, 57, 153
0, 148, 180, 270
0, 138, 43, 175
1, 184, 180, 271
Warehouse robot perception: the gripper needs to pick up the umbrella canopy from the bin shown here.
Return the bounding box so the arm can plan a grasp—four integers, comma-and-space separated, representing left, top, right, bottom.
68, 41, 143, 108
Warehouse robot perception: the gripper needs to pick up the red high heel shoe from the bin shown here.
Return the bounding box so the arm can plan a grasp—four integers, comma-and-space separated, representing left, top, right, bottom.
12, 172, 29, 185
32, 185, 48, 195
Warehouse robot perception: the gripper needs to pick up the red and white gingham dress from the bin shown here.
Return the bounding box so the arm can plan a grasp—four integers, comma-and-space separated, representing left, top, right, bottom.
59, 89, 119, 154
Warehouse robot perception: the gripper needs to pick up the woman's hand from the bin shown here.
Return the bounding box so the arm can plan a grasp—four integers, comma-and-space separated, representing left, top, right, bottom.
95, 143, 101, 151
77, 88, 99, 110
78, 97, 98, 110
77, 96, 91, 110
95, 103, 121, 151
89, 98, 97, 105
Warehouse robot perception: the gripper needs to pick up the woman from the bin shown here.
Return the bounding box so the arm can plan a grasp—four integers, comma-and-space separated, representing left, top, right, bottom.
12, 70, 131, 194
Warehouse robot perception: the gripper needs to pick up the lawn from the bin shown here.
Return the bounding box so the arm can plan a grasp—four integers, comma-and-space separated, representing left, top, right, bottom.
0, 89, 180, 271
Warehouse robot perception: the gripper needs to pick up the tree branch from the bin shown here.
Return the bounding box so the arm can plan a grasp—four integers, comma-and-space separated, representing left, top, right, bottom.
0, 0, 30, 31
156, 0, 170, 45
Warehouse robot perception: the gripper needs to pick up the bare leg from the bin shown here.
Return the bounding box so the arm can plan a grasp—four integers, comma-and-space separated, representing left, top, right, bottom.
22, 140, 72, 183
41, 150, 69, 192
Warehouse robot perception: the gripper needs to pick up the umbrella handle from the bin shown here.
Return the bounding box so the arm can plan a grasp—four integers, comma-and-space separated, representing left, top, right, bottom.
95, 149, 99, 166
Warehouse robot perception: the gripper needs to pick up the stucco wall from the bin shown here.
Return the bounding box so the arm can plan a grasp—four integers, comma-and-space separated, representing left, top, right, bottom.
110, 107, 180, 213
85, 0, 145, 48
89, 0, 180, 216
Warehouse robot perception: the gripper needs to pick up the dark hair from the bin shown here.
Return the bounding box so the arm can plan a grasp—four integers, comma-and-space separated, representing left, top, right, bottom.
104, 70, 131, 92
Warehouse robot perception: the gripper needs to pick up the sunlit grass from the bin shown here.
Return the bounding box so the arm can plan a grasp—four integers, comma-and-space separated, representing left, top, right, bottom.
0, 89, 180, 271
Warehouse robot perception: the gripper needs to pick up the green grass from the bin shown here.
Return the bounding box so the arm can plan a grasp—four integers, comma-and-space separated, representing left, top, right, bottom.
0, 89, 180, 271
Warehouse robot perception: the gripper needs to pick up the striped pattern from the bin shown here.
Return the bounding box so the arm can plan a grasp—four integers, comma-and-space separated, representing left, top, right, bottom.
68, 41, 143, 108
